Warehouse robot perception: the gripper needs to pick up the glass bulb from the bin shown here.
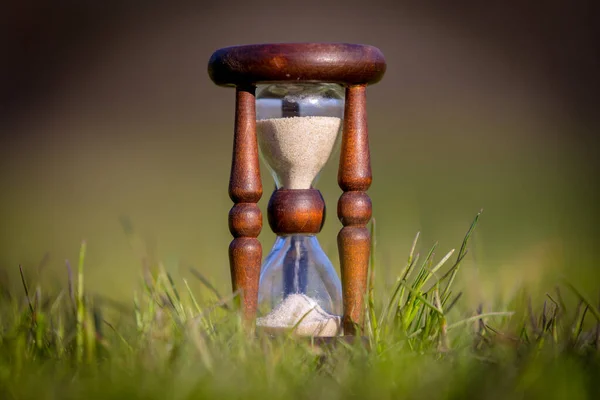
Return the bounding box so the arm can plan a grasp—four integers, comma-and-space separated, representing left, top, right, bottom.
256, 83, 344, 189
255, 83, 344, 337
256, 235, 342, 337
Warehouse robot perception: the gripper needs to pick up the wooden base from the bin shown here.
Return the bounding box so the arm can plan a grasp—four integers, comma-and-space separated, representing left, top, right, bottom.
259, 334, 370, 351
307, 335, 370, 350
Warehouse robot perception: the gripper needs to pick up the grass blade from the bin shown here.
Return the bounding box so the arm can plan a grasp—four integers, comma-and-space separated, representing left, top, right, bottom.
368, 218, 379, 347
397, 232, 420, 283
562, 279, 600, 322
189, 267, 229, 310
76, 240, 87, 364
443, 210, 482, 298
447, 312, 514, 331
18, 265, 34, 318
400, 281, 443, 316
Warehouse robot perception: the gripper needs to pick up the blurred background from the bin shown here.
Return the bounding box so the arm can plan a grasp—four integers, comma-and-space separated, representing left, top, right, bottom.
1, 0, 598, 307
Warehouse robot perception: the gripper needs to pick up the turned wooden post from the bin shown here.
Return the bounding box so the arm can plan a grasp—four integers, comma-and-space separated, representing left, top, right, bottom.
228, 85, 262, 324
338, 85, 372, 335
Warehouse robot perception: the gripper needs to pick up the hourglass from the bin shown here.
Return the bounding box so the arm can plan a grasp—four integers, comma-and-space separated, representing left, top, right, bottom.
208, 43, 386, 336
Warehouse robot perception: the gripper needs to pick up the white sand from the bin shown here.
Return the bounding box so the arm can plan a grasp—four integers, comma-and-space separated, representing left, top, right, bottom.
256, 116, 341, 189
256, 294, 341, 337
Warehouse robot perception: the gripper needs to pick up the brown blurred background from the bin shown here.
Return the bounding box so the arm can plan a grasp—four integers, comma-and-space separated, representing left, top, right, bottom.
1, 1, 598, 304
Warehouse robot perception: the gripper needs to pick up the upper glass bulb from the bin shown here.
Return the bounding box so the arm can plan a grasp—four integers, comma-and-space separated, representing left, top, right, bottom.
256, 83, 344, 189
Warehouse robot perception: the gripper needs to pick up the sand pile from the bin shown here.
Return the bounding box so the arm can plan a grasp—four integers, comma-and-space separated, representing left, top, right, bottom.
256, 116, 341, 189
256, 293, 341, 337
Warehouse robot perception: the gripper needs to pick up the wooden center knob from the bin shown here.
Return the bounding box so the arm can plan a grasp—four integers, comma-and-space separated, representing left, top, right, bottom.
267, 189, 326, 235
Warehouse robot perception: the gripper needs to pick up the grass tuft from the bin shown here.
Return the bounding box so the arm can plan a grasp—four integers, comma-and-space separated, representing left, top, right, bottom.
1, 212, 599, 399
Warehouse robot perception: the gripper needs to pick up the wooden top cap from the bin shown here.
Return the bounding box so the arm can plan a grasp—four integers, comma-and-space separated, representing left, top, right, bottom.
208, 43, 386, 87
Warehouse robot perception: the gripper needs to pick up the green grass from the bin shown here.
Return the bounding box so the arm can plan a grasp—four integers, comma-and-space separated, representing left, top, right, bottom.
1, 213, 599, 399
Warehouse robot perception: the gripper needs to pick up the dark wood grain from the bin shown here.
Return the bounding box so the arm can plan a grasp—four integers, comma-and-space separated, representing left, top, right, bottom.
229, 86, 262, 204
208, 43, 386, 87
337, 85, 372, 335
338, 85, 371, 192
229, 238, 261, 324
338, 227, 370, 335
229, 203, 262, 238
267, 189, 325, 235
337, 191, 372, 226
228, 86, 262, 324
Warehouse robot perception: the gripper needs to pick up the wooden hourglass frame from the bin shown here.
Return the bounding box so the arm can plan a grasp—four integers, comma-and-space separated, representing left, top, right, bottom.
208, 43, 386, 335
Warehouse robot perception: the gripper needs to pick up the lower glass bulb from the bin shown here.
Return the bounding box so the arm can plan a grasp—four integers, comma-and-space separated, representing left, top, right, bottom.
256, 235, 343, 337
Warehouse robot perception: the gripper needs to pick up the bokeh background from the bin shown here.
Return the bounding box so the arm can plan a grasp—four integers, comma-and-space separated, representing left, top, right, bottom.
1, 1, 598, 307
